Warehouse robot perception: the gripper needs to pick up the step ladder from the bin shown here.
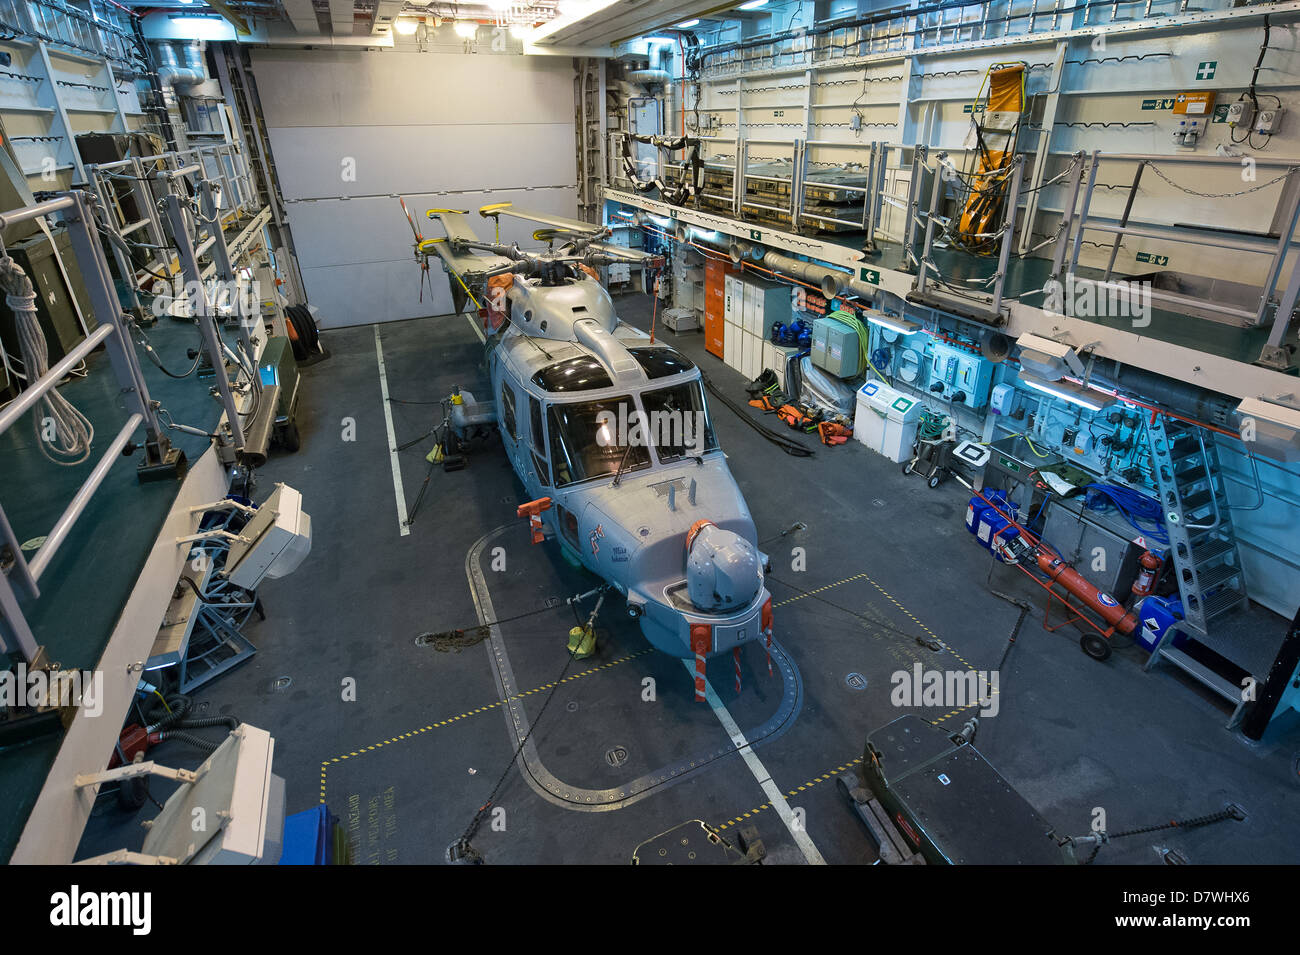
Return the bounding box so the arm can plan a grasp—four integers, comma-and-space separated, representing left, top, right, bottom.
1144, 415, 1254, 726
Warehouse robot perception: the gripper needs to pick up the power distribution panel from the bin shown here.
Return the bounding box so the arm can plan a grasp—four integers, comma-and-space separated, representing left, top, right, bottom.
928, 342, 992, 409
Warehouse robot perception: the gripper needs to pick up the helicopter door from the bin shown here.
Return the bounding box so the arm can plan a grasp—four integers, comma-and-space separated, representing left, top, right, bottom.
528, 395, 551, 488
499, 379, 525, 475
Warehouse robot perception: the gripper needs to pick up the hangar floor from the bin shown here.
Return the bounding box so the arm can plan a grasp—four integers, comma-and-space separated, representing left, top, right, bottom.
78, 293, 1300, 865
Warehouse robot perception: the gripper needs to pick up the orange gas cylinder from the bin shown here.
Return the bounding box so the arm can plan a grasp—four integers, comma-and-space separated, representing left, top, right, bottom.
1035, 552, 1138, 635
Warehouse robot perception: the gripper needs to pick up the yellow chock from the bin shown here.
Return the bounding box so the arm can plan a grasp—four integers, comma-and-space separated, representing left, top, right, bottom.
567, 625, 597, 659
427, 443, 444, 464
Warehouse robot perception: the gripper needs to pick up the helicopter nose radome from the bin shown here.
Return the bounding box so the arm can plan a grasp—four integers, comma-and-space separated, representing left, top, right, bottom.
686, 520, 762, 613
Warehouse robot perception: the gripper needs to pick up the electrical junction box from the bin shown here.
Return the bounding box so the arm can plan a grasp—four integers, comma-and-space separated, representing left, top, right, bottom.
855, 380, 922, 463
929, 341, 992, 409
811, 315, 862, 378
1256, 107, 1285, 136
1226, 99, 1255, 128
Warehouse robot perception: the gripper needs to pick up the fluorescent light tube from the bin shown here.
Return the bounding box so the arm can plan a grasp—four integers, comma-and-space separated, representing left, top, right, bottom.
864, 310, 920, 336
1020, 372, 1107, 412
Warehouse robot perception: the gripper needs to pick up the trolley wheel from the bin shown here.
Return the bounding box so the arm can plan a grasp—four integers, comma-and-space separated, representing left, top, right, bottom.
902, 459, 915, 476
1080, 634, 1112, 661
927, 471, 944, 489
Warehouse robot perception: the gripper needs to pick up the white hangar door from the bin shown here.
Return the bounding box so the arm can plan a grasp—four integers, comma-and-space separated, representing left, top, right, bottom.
249, 48, 579, 328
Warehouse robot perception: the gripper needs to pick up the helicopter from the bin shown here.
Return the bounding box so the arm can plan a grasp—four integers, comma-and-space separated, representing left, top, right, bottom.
400, 198, 775, 690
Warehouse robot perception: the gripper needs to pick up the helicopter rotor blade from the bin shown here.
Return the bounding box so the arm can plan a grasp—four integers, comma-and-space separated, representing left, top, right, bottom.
399, 196, 423, 243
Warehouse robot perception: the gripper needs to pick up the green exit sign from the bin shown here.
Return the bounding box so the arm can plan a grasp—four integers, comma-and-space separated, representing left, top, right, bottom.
1141, 98, 1176, 110
1136, 251, 1170, 266
859, 267, 880, 284
962, 104, 986, 114
749, 229, 762, 240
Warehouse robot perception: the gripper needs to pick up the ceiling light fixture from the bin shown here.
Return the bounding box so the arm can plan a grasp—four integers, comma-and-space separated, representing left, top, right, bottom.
677, 19, 700, 27
454, 21, 478, 38
1019, 372, 1107, 412
864, 310, 921, 336
738, 0, 769, 10
1016, 332, 1085, 381
393, 17, 418, 34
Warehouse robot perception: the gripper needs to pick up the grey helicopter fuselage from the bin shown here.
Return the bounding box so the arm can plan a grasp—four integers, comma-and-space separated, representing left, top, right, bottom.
469, 269, 773, 660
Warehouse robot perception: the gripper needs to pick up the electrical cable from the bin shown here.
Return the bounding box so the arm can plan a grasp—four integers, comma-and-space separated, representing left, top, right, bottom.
0, 255, 95, 465
1082, 482, 1169, 546
700, 370, 814, 457
132, 320, 202, 379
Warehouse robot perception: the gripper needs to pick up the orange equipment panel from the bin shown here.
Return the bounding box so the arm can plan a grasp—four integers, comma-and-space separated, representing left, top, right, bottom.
704, 258, 738, 358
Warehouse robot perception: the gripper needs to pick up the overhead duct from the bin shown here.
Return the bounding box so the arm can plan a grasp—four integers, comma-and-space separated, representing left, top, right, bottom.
1090, 360, 1237, 430
628, 42, 671, 86
155, 40, 206, 89
729, 241, 850, 299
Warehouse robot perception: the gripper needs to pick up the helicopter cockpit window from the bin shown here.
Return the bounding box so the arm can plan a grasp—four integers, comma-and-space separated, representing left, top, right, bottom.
547, 397, 651, 486
529, 396, 550, 486
626, 347, 696, 380
531, 356, 613, 393
641, 380, 717, 463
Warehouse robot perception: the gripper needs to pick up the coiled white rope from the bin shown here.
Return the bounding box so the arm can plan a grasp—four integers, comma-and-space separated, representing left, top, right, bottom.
0, 255, 94, 465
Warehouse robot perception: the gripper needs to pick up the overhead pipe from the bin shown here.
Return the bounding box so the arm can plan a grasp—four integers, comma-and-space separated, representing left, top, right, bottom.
154, 41, 206, 89
1089, 360, 1237, 429
729, 240, 851, 299
628, 40, 671, 86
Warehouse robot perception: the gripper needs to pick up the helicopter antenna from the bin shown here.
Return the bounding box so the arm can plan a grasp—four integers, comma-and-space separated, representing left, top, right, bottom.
522, 333, 553, 362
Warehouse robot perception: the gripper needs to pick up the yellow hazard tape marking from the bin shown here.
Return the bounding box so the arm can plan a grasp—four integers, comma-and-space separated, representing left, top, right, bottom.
318, 648, 652, 803
715, 757, 865, 830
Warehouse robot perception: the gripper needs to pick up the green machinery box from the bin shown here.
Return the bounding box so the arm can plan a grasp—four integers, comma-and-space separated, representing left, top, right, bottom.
0, 228, 97, 369
810, 313, 861, 378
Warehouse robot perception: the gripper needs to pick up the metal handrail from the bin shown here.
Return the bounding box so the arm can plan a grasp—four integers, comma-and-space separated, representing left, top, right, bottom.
0, 190, 181, 662
1061, 150, 1300, 334
27, 413, 143, 580
0, 323, 112, 435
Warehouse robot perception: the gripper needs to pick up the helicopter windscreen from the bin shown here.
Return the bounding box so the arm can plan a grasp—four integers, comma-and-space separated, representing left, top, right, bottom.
547, 397, 652, 486
640, 381, 717, 462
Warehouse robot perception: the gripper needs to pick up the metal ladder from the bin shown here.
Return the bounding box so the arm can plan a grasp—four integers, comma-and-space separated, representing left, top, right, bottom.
1144, 415, 1253, 724
575, 58, 607, 225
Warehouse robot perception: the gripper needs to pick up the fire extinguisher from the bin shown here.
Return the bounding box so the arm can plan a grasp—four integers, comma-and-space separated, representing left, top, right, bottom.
1130, 550, 1162, 600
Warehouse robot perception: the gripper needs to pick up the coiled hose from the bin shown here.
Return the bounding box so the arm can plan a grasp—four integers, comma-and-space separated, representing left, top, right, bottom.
917, 409, 949, 443
144, 693, 238, 752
